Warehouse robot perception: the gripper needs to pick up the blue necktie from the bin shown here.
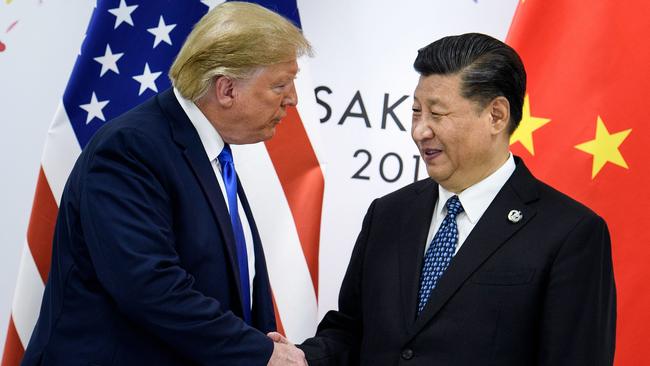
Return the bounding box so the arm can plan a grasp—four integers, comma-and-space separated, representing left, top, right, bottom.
417, 195, 464, 314
217, 144, 251, 324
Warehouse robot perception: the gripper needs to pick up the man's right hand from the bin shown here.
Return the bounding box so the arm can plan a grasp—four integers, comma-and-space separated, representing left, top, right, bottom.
267, 342, 307, 366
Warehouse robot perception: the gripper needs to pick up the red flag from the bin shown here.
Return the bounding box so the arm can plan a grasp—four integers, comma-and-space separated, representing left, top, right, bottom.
507, 1, 650, 364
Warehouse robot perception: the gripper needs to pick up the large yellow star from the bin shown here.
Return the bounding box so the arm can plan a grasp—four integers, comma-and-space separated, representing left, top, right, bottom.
575, 116, 632, 179
510, 94, 551, 155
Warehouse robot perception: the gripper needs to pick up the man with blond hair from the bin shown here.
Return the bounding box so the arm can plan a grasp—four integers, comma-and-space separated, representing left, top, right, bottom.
21, 2, 311, 365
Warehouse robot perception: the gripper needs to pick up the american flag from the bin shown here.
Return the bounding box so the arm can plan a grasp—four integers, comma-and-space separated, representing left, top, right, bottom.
1, 0, 323, 364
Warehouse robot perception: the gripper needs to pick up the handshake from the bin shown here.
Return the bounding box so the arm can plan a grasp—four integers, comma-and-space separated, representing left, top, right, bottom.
266, 332, 308, 366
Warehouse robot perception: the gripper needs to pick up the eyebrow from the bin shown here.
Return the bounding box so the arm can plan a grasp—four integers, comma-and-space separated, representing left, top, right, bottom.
413, 95, 446, 107
281, 68, 300, 80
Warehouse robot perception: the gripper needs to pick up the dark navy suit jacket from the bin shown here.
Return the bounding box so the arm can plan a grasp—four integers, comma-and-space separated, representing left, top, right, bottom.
301, 158, 616, 366
22, 89, 276, 366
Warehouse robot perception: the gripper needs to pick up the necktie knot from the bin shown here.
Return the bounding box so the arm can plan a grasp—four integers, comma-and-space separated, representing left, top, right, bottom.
218, 144, 233, 165
445, 195, 463, 219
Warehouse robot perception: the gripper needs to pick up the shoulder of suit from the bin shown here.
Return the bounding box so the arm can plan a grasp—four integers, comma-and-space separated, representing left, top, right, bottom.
84, 95, 172, 153
524, 174, 604, 223
376, 178, 435, 204
508, 158, 604, 223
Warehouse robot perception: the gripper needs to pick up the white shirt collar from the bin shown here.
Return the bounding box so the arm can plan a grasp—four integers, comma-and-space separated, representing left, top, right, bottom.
437, 153, 516, 224
173, 88, 225, 161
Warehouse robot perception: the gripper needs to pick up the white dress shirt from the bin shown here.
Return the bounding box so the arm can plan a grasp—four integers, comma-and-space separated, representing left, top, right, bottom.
424, 154, 516, 255
174, 88, 256, 306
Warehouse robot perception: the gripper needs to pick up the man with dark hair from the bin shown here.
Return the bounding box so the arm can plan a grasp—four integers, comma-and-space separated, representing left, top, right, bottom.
286, 33, 616, 365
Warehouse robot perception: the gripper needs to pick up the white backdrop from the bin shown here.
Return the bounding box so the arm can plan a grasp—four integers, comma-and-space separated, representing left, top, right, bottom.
0, 0, 95, 347
0, 0, 518, 345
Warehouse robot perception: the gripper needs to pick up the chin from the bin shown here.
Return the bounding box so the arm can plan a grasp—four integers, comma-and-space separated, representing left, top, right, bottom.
264, 127, 277, 139
426, 167, 449, 184
251, 134, 272, 144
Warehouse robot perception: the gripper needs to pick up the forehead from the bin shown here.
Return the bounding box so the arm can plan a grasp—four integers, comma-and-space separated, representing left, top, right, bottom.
251, 59, 299, 82
413, 73, 464, 105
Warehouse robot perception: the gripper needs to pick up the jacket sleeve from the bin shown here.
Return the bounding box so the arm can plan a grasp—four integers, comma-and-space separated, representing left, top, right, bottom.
79, 128, 273, 366
299, 200, 378, 366
537, 213, 616, 365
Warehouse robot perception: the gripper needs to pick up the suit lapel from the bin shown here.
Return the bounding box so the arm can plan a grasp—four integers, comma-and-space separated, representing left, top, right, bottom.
398, 180, 437, 329
157, 89, 246, 309
238, 178, 276, 331
410, 159, 540, 336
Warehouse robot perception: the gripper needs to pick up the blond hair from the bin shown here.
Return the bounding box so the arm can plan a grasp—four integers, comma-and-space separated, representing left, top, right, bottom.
169, 1, 312, 101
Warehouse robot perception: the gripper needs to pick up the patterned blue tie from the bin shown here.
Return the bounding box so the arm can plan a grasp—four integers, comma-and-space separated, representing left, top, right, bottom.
417, 195, 464, 314
217, 144, 251, 324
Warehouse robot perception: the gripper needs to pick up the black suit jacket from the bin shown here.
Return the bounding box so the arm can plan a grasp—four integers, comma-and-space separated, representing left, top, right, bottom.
22, 89, 276, 366
301, 157, 616, 366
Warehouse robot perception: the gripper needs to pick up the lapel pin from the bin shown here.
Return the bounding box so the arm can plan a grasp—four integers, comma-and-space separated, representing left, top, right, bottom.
507, 210, 523, 223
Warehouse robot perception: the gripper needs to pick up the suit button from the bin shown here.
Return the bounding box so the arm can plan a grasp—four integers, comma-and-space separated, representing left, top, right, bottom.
401, 349, 414, 360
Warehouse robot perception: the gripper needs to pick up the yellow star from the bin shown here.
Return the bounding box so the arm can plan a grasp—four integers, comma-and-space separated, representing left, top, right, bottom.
575, 116, 632, 179
510, 94, 551, 155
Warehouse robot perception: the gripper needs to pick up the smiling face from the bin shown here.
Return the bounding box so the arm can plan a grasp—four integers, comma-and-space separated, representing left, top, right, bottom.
204, 59, 299, 145
412, 73, 510, 193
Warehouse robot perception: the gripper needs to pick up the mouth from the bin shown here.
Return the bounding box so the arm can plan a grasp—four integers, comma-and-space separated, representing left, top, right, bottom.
274, 112, 286, 124
421, 147, 443, 161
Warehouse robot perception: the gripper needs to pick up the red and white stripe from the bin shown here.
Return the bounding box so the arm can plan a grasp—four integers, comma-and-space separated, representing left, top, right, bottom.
2, 104, 81, 365
234, 58, 324, 342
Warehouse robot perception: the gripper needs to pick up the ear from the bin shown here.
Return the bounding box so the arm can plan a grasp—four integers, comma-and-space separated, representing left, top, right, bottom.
488, 96, 510, 135
214, 75, 236, 108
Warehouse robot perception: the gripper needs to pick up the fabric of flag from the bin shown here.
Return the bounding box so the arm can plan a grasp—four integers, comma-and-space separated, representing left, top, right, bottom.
1, 0, 323, 364
506, 1, 650, 364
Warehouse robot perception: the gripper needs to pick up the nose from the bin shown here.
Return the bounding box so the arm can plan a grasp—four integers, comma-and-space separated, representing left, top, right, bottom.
282, 81, 298, 107
412, 119, 435, 142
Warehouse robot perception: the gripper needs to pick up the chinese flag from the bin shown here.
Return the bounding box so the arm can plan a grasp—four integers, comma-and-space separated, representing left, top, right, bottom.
506, 1, 650, 364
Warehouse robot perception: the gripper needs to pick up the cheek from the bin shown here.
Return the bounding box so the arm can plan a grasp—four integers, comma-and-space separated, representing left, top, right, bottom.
258, 96, 281, 116
440, 129, 470, 162
471, 128, 494, 152
258, 89, 282, 105
410, 123, 419, 141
